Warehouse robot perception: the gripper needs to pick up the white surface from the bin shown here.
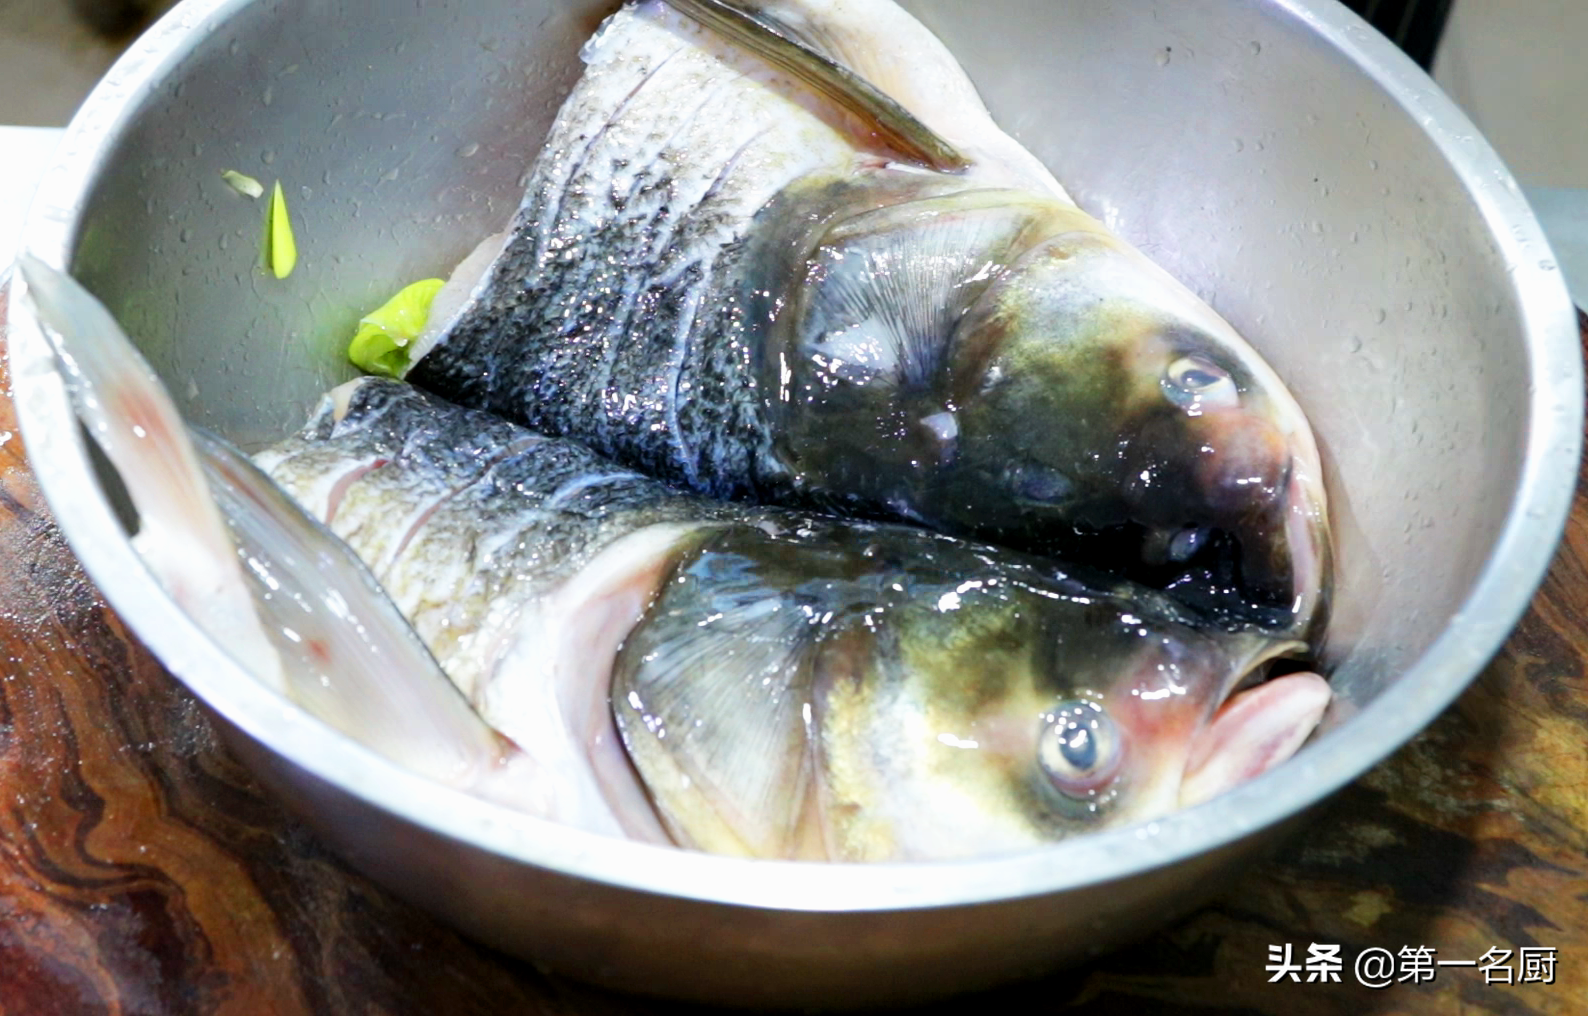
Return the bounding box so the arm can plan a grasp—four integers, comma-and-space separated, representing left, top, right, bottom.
1435, 0, 1588, 189
0, 126, 64, 272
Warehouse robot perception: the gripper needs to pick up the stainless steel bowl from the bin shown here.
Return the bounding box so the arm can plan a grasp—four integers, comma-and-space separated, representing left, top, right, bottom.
9, 0, 1581, 1006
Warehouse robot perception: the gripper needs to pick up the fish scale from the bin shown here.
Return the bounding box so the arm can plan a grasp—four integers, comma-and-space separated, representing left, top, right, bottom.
410, 0, 858, 498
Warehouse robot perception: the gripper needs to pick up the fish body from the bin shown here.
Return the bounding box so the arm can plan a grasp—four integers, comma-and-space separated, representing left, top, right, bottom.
406, 0, 1330, 634
262, 377, 1329, 861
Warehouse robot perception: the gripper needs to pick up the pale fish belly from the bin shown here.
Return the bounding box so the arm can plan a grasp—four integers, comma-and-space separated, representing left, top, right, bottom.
408, 0, 862, 496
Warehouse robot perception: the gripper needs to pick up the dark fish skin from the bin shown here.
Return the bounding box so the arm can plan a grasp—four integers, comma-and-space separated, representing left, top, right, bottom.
406, 176, 777, 503
404, 1, 949, 508
262, 378, 739, 597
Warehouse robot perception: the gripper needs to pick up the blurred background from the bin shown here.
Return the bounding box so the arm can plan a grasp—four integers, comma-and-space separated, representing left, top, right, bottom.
0, 0, 1580, 188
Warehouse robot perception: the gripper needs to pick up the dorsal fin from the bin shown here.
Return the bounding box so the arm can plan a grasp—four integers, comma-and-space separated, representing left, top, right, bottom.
662, 0, 970, 173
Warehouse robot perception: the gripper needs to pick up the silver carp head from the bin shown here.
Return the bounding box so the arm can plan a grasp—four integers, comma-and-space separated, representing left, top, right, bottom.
406, 0, 1332, 636
759, 182, 1330, 636
612, 520, 1327, 862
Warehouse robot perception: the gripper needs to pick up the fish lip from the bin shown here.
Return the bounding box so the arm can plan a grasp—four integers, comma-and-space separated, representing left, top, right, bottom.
1222, 634, 1311, 699
1175, 659, 1331, 810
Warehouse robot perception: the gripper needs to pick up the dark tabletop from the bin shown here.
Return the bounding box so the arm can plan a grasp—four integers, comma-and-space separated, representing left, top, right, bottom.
0, 287, 1582, 1015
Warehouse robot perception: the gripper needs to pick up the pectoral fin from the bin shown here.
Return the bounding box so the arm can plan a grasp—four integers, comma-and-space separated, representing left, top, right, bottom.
193, 430, 518, 787
19, 256, 540, 813
662, 0, 969, 172
17, 255, 289, 695
611, 533, 826, 858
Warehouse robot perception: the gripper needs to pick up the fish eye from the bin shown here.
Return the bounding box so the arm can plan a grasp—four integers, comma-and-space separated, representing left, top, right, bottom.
1038, 701, 1124, 799
1162, 355, 1238, 412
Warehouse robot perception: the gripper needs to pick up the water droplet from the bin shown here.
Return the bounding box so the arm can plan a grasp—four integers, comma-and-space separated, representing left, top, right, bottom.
381, 168, 401, 183
1375, 308, 1387, 324
457, 142, 481, 158
1156, 48, 1172, 67
1249, 41, 1262, 56
229, 39, 240, 55
1232, 138, 1245, 153
1540, 260, 1557, 271
179, 229, 192, 243
1369, 159, 1379, 171
262, 149, 276, 165
261, 86, 273, 107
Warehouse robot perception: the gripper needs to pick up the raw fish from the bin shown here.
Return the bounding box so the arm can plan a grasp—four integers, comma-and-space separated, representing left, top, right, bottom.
263, 376, 1331, 861
404, 0, 1331, 635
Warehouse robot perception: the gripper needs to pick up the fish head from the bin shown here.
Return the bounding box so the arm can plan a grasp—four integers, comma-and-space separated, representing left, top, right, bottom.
611, 522, 1328, 862
817, 568, 1322, 861
937, 218, 1331, 635
769, 190, 1328, 635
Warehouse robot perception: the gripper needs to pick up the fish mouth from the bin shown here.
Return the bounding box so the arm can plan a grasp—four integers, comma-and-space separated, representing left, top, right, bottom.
1176, 658, 1332, 809
1108, 634, 1324, 822
1117, 633, 1328, 814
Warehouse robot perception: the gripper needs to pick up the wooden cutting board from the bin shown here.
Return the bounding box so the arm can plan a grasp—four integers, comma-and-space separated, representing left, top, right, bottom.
0, 285, 1582, 1014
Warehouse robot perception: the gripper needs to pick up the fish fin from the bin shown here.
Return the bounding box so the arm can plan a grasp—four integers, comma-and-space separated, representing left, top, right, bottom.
192, 428, 527, 798
661, 0, 968, 172
18, 256, 540, 812
1178, 671, 1332, 807
16, 255, 289, 695
612, 533, 821, 858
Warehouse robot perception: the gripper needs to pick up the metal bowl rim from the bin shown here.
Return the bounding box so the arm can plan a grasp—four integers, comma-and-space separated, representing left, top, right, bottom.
10, 0, 1582, 913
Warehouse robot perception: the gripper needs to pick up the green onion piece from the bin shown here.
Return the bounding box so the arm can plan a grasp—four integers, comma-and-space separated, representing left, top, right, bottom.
347, 278, 446, 378
268, 181, 297, 280
221, 169, 265, 198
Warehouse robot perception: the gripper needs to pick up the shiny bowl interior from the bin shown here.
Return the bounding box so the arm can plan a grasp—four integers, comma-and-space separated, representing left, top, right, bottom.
9, 0, 1581, 1006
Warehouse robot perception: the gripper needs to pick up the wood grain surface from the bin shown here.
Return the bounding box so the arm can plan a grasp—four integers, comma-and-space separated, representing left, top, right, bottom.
0, 284, 1582, 1015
